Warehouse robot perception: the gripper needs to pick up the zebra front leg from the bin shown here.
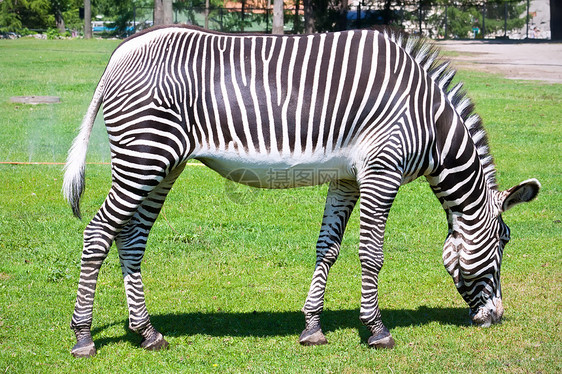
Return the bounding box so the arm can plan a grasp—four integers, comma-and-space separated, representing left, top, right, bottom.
116, 164, 185, 351
300, 180, 359, 345
357, 170, 401, 349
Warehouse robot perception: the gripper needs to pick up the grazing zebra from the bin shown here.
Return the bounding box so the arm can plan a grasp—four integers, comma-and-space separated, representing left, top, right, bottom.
63, 25, 540, 357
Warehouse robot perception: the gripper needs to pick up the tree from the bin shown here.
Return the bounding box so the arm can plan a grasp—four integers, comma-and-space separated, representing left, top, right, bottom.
480, 1, 526, 37
272, 0, 284, 34
93, 0, 150, 37
154, 0, 163, 24
303, 0, 314, 33
83, 0, 91, 38
433, 5, 481, 38
0, 0, 24, 31
425, 0, 527, 39
51, 0, 67, 32
0, 0, 52, 32
380, 0, 404, 25
205, 0, 210, 29
0, 0, 83, 33
154, 0, 173, 25
552, 0, 562, 40
308, 0, 348, 32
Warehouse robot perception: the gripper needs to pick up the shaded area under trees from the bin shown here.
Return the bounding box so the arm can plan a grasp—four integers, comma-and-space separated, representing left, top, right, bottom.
0, 0, 550, 40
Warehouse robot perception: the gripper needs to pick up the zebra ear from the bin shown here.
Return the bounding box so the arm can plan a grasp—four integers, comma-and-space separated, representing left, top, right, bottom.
501, 178, 541, 213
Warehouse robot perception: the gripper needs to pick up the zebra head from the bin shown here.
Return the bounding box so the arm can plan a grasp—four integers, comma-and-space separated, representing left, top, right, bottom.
443, 178, 541, 327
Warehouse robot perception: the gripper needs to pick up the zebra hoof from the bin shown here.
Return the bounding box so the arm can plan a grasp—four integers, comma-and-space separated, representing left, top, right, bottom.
299, 326, 328, 346
141, 332, 169, 351
71, 340, 97, 358
368, 330, 395, 349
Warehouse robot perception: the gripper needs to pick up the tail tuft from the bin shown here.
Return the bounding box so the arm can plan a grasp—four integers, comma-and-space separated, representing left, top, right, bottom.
63, 131, 89, 219
62, 79, 104, 219
63, 157, 86, 219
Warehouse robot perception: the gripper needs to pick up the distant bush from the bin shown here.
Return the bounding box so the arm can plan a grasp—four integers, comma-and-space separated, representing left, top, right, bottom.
46, 28, 61, 40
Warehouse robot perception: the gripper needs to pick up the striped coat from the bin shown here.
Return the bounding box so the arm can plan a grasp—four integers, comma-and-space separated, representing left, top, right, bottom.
64, 26, 540, 357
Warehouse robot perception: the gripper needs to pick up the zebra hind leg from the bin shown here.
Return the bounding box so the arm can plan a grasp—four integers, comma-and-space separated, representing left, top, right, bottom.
117, 222, 170, 352
116, 164, 186, 351
300, 180, 359, 345
117, 220, 170, 352
70, 185, 145, 357
70, 159, 185, 357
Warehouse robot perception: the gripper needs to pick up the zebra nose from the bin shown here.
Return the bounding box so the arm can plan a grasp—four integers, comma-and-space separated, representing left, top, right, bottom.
471, 308, 492, 327
471, 297, 503, 327
491, 297, 504, 323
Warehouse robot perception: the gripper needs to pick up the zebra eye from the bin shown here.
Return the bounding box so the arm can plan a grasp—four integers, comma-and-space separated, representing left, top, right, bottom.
495, 216, 510, 244
498, 229, 510, 245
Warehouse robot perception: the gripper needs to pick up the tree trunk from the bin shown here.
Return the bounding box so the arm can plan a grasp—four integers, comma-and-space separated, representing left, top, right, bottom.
163, 0, 173, 24
293, 0, 300, 33
154, 0, 163, 25
241, 0, 246, 33
55, 10, 66, 34
336, 0, 347, 31
552, 0, 562, 40
383, 0, 392, 25
272, 0, 284, 34
84, 0, 92, 39
303, 0, 314, 33
155, 0, 173, 25
204, 0, 210, 29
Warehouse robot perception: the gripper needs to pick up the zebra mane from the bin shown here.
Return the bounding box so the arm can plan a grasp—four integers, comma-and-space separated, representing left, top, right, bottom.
387, 31, 498, 190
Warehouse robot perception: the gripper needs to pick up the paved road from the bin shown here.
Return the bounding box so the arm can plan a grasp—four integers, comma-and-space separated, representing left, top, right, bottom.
436, 40, 562, 84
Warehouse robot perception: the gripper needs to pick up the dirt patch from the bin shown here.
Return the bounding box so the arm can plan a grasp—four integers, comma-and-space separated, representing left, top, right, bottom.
10, 96, 60, 104
436, 40, 562, 84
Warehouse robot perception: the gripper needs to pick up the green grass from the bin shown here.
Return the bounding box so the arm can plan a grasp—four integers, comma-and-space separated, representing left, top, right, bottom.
0, 38, 561, 373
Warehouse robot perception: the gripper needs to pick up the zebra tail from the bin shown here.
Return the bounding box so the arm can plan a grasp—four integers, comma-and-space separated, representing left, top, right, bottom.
63, 79, 104, 219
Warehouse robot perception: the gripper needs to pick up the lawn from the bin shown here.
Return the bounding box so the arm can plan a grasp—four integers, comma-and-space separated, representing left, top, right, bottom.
0, 38, 560, 373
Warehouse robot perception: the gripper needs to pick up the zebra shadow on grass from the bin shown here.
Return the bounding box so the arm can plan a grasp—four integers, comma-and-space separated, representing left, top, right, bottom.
91, 306, 468, 349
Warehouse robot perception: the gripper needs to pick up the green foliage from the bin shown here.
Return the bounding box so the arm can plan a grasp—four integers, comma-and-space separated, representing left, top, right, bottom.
172, 0, 273, 33
0, 0, 144, 34
0, 0, 24, 32
424, 0, 528, 39
0, 0, 51, 31
481, 1, 526, 35
61, 5, 82, 30
441, 5, 481, 38
211, 10, 260, 32
93, 0, 146, 36
0, 0, 77, 32
0, 38, 560, 373
46, 26, 60, 39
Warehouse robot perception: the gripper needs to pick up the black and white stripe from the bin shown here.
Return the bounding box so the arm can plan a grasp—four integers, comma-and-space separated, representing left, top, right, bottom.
63, 25, 539, 356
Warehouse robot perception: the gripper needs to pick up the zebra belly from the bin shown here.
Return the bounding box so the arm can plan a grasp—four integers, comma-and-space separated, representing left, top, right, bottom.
195, 152, 355, 189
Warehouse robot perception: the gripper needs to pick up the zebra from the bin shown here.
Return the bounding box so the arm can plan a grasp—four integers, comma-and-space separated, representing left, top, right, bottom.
63, 25, 540, 357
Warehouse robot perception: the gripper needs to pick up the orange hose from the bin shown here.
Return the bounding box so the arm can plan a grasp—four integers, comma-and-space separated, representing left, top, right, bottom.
0, 161, 110, 165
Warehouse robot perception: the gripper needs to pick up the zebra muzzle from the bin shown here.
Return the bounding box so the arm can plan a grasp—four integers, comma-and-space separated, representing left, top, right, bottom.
471, 297, 504, 327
